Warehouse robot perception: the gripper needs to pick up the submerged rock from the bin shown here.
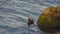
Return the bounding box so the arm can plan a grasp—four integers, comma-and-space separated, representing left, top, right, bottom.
37, 6, 60, 33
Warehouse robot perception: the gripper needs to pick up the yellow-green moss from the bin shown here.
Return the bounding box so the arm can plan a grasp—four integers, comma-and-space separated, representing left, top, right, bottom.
37, 6, 60, 33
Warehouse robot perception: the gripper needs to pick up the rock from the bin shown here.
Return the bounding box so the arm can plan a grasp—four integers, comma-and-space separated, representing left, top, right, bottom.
37, 6, 60, 33
27, 18, 34, 26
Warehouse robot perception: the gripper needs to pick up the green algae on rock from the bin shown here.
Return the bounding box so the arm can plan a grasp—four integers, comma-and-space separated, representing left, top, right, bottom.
37, 6, 60, 33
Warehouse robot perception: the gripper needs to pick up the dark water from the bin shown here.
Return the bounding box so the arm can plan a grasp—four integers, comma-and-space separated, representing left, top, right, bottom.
0, 0, 60, 34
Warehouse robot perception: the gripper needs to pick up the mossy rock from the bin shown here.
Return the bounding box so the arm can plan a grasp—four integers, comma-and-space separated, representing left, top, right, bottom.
37, 6, 60, 33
